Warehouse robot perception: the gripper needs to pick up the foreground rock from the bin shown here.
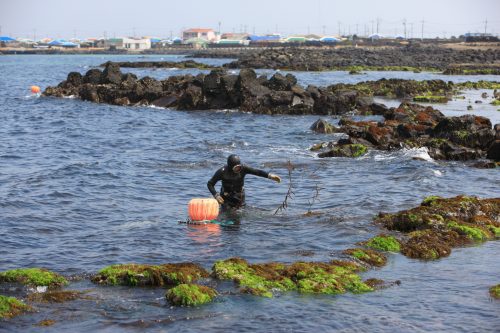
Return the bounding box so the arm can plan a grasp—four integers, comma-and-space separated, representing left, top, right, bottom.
312, 102, 499, 162
0, 295, 30, 319
166, 284, 217, 306
212, 257, 373, 297
0, 268, 68, 289
100, 60, 214, 69
375, 195, 500, 259
223, 46, 500, 72
91, 263, 209, 286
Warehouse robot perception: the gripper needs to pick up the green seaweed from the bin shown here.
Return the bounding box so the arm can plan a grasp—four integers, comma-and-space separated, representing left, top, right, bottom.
422, 195, 442, 206
365, 235, 401, 252
487, 225, 500, 237
413, 95, 449, 103
490, 284, 500, 299
0, 268, 67, 288
343, 248, 387, 267
447, 221, 489, 241
92, 263, 209, 286
0, 295, 29, 319
212, 258, 372, 297
491, 99, 500, 106
166, 284, 217, 306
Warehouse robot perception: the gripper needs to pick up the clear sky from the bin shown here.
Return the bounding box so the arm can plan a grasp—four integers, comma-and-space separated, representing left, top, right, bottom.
1, 0, 499, 39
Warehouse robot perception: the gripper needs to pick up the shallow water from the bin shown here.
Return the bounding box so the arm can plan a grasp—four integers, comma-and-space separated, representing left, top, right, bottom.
0, 55, 499, 332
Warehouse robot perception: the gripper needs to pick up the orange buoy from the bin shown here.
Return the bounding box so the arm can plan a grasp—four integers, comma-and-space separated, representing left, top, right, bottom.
188, 198, 219, 222
31, 86, 41, 94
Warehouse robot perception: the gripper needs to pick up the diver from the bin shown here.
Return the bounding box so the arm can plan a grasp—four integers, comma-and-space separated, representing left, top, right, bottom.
207, 154, 281, 209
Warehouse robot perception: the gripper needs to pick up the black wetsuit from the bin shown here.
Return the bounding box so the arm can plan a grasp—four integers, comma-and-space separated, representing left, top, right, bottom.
207, 165, 269, 208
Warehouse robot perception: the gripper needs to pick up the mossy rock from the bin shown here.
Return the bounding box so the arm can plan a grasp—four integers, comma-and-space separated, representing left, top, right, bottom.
0, 295, 30, 319
375, 196, 500, 260
92, 263, 209, 287
166, 284, 217, 306
421, 195, 442, 207
364, 235, 401, 252
318, 144, 368, 158
27, 290, 84, 303
343, 248, 387, 267
413, 95, 449, 103
446, 221, 492, 242
489, 284, 500, 299
212, 258, 372, 297
0, 268, 68, 288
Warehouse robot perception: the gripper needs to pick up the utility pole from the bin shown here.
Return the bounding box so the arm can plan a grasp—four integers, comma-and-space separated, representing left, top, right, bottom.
376, 17, 380, 34
403, 19, 407, 39
218, 21, 221, 35
421, 19, 425, 40
410, 23, 413, 39
371, 20, 374, 35
484, 18, 488, 34
338, 21, 341, 36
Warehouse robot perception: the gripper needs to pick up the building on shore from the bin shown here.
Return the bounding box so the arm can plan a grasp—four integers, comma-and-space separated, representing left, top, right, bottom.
182, 28, 217, 42
100, 37, 151, 50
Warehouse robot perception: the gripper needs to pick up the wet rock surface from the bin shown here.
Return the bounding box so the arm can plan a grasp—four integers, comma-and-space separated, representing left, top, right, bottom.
311, 102, 499, 162
222, 46, 500, 72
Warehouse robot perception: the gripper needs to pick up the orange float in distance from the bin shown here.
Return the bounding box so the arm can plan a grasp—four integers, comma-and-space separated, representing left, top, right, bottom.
31, 86, 41, 94
188, 198, 220, 222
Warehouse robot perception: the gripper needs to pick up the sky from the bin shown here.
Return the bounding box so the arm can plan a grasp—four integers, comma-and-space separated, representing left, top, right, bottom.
1, 0, 499, 39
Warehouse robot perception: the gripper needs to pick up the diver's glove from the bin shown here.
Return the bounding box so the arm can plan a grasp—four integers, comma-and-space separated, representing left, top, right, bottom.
214, 193, 225, 204
268, 173, 281, 183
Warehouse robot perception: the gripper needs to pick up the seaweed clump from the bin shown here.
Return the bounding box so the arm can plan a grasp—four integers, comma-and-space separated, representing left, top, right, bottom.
0, 295, 30, 319
212, 258, 373, 298
343, 248, 388, 267
363, 235, 401, 252
375, 195, 499, 259
91, 263, 209, 287
489, 284, 500, 299
166, 284, 217, 306
0, 268, 68, 288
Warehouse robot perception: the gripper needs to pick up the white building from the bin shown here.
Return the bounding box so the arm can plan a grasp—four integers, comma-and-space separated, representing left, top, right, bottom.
102, 37, 151, 50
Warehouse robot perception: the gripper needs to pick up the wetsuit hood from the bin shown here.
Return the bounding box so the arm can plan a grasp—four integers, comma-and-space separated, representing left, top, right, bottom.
227, 154, 241, 169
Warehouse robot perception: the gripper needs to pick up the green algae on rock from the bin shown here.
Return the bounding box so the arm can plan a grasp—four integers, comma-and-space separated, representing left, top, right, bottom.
490, 284, 500, 299
166, 283, 217, 306
363, 235, 401, 252
343, 248, 388, 267
92, 263, 209, 287
318, 144, 368, 158
413, 95, 449, 103
0, 295, 29, 319
375, 195, 499, 259
0, 268, 68, 288
212, 258, 373, 298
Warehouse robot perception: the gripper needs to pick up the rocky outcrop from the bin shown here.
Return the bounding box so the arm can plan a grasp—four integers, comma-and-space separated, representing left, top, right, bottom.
375, 195, 500, 259
311, 102, 499, 162
100, 60, 214, 69
44, 64, 385, 116
223, 46, 500, 72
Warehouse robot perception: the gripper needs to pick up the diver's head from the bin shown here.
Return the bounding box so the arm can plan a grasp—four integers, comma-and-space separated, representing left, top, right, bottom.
227, 154, 242, 173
